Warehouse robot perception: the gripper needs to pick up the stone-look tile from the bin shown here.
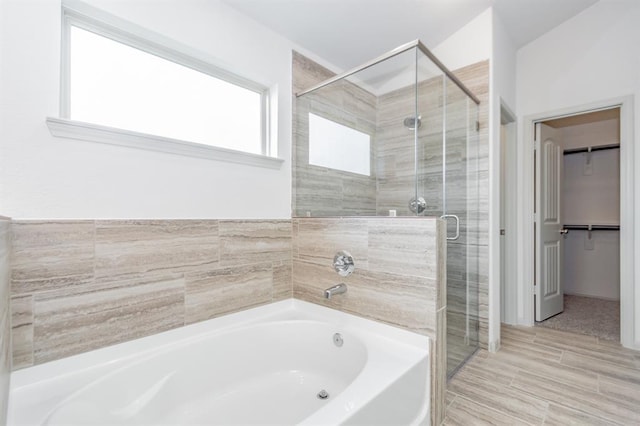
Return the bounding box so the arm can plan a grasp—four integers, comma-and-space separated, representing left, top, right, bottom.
431, 307, 447, 426
497, 350, 596, 392
11, 221, 95, 294
94, 220, 219, 280
272, 261, 292, 301
561, 351, 640, 385
0, 219, 11, 422
33, 276, 185, 364
500, 336, 564, 362
219, 220, 291, 267
457, 355, 518, 386
10, 295, 33, 369
543, 403, 617, 426
294, 218, 369, 269
533, 329, 636, 367
598, 375, 640, 408
444, 395, 532, 426
429, 339, 441, 426
293, 260, 435, 335
511, 370, 640, 424
185, 263, 273, 325
436, 219, 447, 310
448, 366, 549, 425
292, 50, 334, 93
367, 218, 437, 278
10, 219, 294, 370
448, 325, 640, 425
500, 325, 536, 343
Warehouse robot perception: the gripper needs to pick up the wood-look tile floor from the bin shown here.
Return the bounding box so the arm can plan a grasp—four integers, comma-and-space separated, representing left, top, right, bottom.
444, 325, 640, 425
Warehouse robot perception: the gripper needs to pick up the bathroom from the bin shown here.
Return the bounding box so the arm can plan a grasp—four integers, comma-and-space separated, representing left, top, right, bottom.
2, 0, 640, 425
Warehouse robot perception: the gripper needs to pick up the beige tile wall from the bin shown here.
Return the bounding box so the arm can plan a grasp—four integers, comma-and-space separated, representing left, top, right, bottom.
0, 217, 11, 424
9, 216, 447, 423
10, 219, 292, 369
292, 217, 448, 425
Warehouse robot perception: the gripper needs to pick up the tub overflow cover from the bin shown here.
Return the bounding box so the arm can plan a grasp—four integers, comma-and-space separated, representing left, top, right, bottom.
333, 333, 343, 347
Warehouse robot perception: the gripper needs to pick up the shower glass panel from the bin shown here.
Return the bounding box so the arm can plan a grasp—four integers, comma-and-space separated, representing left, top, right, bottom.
443, 78, 480, 377
293, 41, 480, 377
294, 48, 417, 217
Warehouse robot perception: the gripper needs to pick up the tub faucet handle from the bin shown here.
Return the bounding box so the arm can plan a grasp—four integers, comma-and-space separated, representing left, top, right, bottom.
333, 251, 355, 276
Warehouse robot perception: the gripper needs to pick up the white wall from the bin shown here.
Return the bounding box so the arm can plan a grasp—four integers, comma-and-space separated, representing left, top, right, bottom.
561, 118, 619, 150
516, 0, 640, 346
0, 0, 296, 219
561, 121, 620, 300
432, 8, 492, 72
517, 1, 640, 115
564, 231, 620, 299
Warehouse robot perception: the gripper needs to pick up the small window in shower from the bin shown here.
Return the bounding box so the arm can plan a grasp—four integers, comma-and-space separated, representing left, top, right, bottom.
53, 5, 274, 163
308, 113, 370, 176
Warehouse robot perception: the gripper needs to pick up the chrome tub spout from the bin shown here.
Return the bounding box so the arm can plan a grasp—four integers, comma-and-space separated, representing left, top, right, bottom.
324, 283, 347, 300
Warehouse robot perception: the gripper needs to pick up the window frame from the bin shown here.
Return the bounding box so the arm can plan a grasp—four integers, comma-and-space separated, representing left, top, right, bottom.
51, 2, 280, 167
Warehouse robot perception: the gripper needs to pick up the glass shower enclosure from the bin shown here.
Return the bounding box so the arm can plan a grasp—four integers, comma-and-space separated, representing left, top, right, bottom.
294, 40, 480, 377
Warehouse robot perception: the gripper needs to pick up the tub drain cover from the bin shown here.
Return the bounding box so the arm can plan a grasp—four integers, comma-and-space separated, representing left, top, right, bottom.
317, 389, 329, 400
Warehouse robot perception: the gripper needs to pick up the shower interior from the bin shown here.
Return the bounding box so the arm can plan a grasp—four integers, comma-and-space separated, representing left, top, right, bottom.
293, 40, 480, 377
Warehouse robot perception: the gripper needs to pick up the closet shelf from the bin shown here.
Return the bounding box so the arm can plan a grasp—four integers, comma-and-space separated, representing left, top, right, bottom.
563, 144, 619, 155
564, 224, 619, 231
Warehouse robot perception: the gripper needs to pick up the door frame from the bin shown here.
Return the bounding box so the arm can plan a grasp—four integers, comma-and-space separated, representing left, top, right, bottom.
500, 102, 517, 325
518, 95, 636, 349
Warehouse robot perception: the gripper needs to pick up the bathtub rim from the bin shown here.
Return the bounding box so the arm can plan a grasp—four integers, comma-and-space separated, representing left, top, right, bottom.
10, 299, 429, 391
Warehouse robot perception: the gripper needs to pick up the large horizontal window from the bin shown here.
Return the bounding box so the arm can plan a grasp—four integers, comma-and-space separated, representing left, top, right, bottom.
49, 4, 280, 167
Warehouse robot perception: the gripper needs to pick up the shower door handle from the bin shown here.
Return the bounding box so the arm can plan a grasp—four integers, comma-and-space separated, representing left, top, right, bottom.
441, 214, 460, 241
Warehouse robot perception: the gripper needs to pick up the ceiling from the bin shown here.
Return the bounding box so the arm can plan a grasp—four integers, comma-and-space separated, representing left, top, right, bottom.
222, 0, 599, 71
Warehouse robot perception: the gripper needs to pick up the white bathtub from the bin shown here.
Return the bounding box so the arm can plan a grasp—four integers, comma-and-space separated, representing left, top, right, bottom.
8, 299, 429, 425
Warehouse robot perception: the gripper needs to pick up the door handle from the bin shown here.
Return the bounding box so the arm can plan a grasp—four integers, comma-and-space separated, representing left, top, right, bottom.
560, 229, 569, 235
441, 214, 460, 241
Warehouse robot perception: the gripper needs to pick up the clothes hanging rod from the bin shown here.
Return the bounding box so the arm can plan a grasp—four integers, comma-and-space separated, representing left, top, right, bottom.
563, 144, 619, 155
564, 224, 620, 231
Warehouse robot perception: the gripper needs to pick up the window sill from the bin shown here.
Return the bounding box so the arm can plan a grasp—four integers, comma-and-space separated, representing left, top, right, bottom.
46, 117, 284, 169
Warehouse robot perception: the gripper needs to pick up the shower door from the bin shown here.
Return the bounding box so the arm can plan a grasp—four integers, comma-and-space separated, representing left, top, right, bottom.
413, 56, 480, 376
442, 78, 480, 377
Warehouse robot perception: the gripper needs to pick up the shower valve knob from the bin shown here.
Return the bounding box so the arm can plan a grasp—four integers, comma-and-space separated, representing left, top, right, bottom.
333, 251, 355, 276
409, 197, 427, 214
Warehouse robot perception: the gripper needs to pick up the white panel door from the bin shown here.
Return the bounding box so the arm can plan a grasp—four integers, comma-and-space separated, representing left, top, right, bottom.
535, 123, 564, 321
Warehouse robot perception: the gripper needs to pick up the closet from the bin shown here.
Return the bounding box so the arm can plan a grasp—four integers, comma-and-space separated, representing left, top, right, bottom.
537, 108, 620, 341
